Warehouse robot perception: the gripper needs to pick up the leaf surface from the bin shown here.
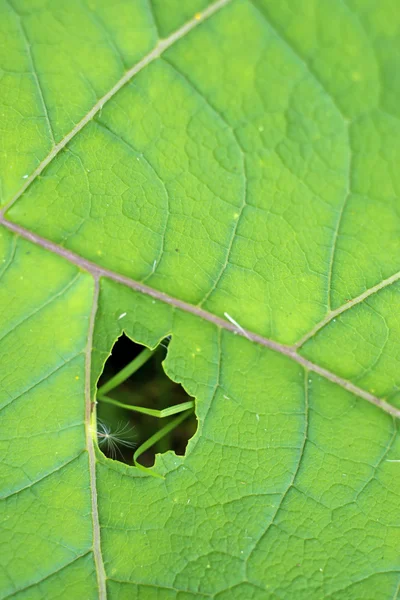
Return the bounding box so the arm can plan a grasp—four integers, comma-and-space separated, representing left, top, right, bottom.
1, 0, 400, 598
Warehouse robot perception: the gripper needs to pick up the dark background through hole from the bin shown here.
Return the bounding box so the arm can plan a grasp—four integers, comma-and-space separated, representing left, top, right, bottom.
97, 334, 197, 466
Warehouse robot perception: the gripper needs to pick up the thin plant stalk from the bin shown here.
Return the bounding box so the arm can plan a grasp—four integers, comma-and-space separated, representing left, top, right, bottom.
134, 409, 194, 477
98, 394, 194, 418
97, 347, 156, 396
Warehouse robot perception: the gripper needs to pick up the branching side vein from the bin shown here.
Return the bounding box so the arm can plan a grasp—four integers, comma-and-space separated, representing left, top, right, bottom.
0, 0, 232, 217
1, 216, 399, 420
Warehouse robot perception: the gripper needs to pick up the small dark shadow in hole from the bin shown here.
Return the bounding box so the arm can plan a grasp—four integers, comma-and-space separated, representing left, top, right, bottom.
96, 334, 197, 467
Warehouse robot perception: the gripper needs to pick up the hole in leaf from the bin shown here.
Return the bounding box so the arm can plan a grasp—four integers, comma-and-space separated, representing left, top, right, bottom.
96, 334, 197, 468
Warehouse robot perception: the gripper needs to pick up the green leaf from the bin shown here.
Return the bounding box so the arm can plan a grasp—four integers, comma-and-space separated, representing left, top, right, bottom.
1, 0, 400, 598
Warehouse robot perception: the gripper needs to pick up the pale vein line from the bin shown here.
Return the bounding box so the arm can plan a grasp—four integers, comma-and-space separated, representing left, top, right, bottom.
354, 416, 397, 503
393, 577, 400, 600
0, 452, 83, 501
325, 570, 400, 599
249, 0, 355, 317
249, 0, 346, 120
162, 59, 247, 307
294, 268, 400, 349
245, 370, 309, 571
81, 5, 127, 71
146, 0, 160, 39
2, 551, 92, 600
8, 0, 56, 145
84, 277, 107, 599
94, 119, 168, 283
107, 577, 213, 597
0, 234, 17, 282
0, 353, 80, 413
1, 216, 399, 420
326, 129, 352, 311
0, 272, 80, 346
0, 0, 232, 217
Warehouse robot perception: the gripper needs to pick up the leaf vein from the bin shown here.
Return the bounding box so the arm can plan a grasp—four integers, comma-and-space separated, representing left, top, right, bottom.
1, 216, 399, 420
162, 58, 248, 307
84, 277, 107, 599
0, 353, 82, 413
0, 0, 232, 217
244, 370, 309, 571
0, 451, 84, 500
0, 271, 81, 346
2, 551, 92, 600
6, 0, 55, 145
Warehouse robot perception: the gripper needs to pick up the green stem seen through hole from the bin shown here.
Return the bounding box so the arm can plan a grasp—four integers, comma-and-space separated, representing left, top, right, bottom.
133, 410, 193, 477
98, 394, 194, 418
97, 347, 156, 396
97, 396, 194, 477
96, 343, 195, 476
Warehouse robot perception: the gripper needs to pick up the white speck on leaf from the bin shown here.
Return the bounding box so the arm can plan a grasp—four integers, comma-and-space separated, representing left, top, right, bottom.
224, 312, 251, 339
118, 312, 127, 320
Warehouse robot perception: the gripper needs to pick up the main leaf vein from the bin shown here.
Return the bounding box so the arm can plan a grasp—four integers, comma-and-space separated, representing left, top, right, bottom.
1, 216, 399, 420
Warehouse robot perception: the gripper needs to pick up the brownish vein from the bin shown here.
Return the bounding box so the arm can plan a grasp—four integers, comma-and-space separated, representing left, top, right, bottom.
294, 269, 400, 349
84, 277, 107, 599
1, 216, 399, 420
0, 0, 232, 217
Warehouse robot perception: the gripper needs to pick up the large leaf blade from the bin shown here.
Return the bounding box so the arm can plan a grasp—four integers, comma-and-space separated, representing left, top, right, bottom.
1, 0, 400, 598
